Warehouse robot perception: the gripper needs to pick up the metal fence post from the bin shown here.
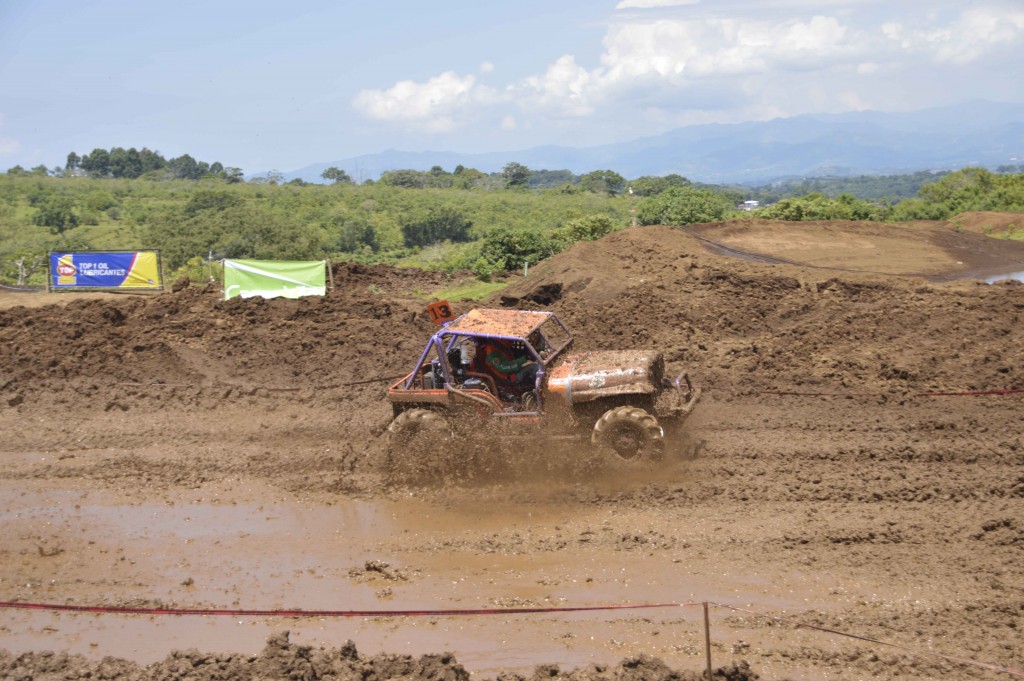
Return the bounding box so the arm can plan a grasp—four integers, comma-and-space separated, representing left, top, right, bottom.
704, 601, 713, 680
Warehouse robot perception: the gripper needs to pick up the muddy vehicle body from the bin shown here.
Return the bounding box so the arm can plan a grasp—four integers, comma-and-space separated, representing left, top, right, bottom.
386, 308, 699, 462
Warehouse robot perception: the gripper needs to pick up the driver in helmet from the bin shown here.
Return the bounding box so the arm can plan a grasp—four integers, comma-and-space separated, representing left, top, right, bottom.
478, 338, 538, 387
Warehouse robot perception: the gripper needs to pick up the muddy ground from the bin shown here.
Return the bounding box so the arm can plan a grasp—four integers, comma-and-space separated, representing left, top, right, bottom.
0, 218, 1022, 680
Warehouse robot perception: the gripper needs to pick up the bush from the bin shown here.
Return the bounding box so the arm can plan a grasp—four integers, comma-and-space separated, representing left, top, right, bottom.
400, 207, 473, 248
636, 187, 730, 226
561, 214, 618, 242
472, 227, 562, 280
757, 193, 882, 221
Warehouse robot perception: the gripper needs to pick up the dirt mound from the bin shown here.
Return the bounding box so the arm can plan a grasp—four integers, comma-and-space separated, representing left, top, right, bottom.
951, 210, 1024, 238
330, 261, 463, 296
499, 225, 1024, 395
683, 218, 1024, 279
0, 632, 757, 681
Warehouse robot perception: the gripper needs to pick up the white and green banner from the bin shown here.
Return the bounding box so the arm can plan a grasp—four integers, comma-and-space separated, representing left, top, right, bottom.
223, 259, 327, 300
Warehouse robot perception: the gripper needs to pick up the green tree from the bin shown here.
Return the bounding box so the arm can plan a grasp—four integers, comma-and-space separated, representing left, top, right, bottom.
146, 203, 326, 270
579, 170, 625, 196
327, 211, 379, 252
528, 169, 578, 189
378, 168, 454, 189
321, 167, 353, 184
82, 190, 117, 213
168, 154, 201, 180
3, 251, 46, 286
561, 214, 618, 242
109, 147, 144, 178
184, 189, 241, 216
33, 196, 79, 240
222, 167, 244, 183
401, 207, 473, 247
380, 169, 430, 188
473, 227, 561, 278
756, 192, 882, 221
138, 148, 166, 174
636, 187, 730, 226
452, 167, 487, 189
629, 174, 691, 196
502, 162, 530, 188
80, 148, 111, 177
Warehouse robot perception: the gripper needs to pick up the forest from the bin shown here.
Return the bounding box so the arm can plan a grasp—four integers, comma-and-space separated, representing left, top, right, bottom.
2, 151, 1023, 288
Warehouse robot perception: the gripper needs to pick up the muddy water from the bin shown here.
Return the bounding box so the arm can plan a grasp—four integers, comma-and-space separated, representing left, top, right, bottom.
0, 479, 833, 677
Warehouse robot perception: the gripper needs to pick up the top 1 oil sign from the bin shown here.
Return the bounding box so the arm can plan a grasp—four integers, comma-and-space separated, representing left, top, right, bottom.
49, 251, 163, 291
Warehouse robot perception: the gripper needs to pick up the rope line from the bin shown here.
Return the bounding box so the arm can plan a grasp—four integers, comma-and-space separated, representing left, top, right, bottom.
0, 600, 693, 618
95, 382, 1024, 396
4, 598, 1022, 677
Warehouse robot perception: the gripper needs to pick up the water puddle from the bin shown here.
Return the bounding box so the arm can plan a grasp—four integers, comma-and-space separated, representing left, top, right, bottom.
0, 482, 845, 676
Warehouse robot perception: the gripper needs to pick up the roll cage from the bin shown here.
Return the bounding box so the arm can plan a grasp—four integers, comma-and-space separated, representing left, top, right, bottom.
395, 309, 573, 413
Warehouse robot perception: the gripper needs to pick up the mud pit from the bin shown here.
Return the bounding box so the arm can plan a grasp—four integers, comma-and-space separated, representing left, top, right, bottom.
1, 221, 1023, 680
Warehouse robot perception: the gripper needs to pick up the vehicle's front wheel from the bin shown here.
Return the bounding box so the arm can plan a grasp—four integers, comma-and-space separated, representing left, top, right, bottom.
384, 408, 454, 481
592, 406, 664, 461
387, 408, 451, 452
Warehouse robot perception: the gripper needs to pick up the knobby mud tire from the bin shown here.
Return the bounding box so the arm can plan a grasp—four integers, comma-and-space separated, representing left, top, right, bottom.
384, 409, 454, 482
592, 406, 665, 461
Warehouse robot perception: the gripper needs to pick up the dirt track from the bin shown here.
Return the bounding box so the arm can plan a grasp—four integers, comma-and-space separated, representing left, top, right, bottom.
1, 219, 1023, 680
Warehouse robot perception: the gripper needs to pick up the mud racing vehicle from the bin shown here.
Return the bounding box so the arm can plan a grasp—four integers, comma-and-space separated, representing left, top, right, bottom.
386, 308, 700, 463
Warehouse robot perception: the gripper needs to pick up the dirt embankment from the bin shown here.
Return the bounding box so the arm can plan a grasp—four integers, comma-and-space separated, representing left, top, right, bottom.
0, 219, 1022, 680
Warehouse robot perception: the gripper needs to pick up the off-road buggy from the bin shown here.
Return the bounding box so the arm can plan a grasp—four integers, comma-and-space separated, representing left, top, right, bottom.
385, 308, 700, 464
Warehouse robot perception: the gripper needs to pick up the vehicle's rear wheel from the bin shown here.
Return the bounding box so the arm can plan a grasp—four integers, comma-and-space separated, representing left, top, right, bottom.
592, 406, 664, 461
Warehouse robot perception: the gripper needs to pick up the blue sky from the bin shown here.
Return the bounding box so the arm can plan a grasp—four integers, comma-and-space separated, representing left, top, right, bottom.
1, 0, 1022, 176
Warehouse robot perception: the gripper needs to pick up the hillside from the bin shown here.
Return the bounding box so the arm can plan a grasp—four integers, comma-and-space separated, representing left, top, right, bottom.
283, 100, 1024, 184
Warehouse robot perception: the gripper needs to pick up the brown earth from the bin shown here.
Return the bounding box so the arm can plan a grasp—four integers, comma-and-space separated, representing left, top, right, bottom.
952, 211, 1024, 239
1, 220, 1023, 680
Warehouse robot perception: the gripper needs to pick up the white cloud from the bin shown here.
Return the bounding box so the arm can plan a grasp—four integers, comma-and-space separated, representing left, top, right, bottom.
592, 14, 853, 94
883, 9, 1024, 65
518, 55, 597, 116
353, 71, 492, 132
352, 3, 1024, 136
353, 13, 859, 129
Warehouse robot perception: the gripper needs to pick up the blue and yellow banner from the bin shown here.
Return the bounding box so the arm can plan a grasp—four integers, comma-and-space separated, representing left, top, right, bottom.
49, 251, 163, 290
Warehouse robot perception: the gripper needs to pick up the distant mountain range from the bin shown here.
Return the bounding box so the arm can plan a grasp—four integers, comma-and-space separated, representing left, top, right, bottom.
282, 100, 1024, 186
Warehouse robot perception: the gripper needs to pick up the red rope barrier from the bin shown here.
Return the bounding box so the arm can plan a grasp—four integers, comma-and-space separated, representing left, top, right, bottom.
5, 598, 1022, 677
0, 600, 695, 618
